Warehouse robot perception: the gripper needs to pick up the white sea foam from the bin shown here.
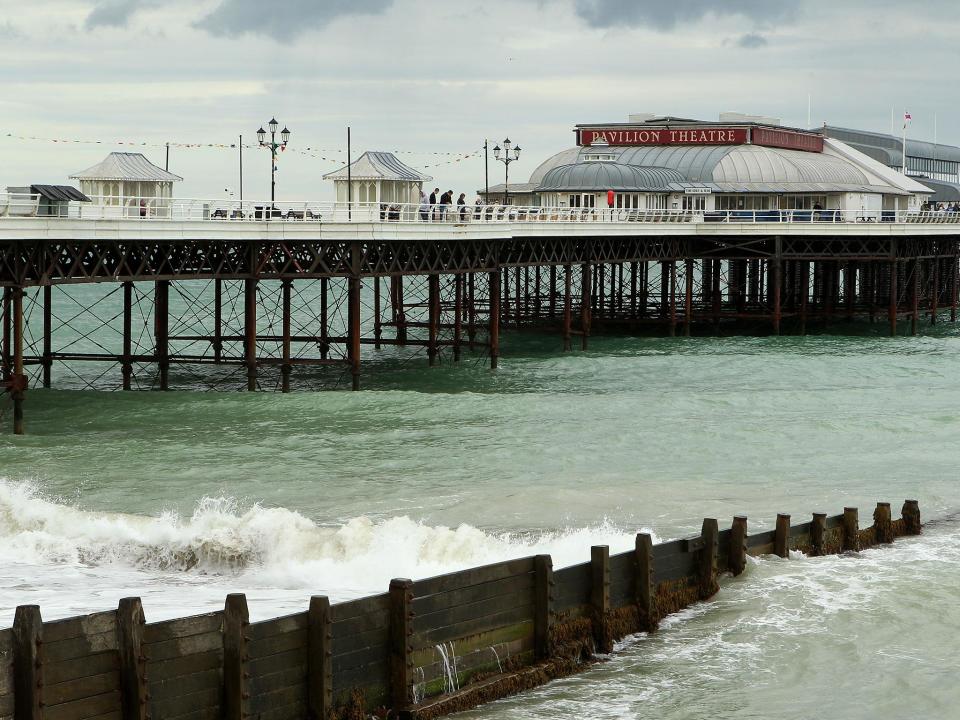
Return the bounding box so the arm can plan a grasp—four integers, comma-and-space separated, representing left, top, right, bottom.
0, 479, 655, 623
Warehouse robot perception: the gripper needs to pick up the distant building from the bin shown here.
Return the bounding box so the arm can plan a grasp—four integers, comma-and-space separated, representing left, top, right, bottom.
323, 151, 431, 206
822, 126, 960, 203
70, 152, 182, 212
482, 113, 932, 213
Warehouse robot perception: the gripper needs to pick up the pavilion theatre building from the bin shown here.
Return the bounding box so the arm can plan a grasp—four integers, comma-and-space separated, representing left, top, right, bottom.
492, 113, 931, 213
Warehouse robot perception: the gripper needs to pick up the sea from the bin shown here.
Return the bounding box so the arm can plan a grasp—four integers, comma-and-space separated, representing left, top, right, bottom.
2, 285, 959, 718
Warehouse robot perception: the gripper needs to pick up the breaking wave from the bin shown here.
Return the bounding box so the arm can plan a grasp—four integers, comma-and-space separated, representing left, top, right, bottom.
0, 480, 653, 594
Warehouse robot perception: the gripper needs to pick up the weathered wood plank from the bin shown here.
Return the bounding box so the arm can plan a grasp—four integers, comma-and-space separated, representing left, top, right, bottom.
331, 642, 390, 676
145, 650, 221, 684
146, 630, 222, 663
389, 578, 414, 713
45, 653, 119, 686
331, 660, 389, 693
160, 705, 220, 720
143, 613, 222, 644
248, 664, 306, 695
329, 594, 390, 623
247, 612, 307, 642
329, 626, 389, 661
44, 631, 118, 664
533, 555, 553, 661
43, 613, 117, 644
149, 668, 221, 703
248, 684, 306, 715
414, 558, 535, 597
42, 670, 119, 706
414, 604, 534, 647
652, 538, 686, 560
413, 591, 532, 635
411, 573, 533, 617
824, 514, 844, 529
747, 530, 776, 548
223, 594, 250, 720
415, 635, 531, 687
149, 687, 221, 719
329, 609, 391, 638
410, 620, 533, 668
248, 647, 307, 679
247, 629, 306, 661
250, 701, 305, 720
44, 691, 121, 720
0, 694, 14, 718
789, 521, 813, 538
553, 562, 591, 611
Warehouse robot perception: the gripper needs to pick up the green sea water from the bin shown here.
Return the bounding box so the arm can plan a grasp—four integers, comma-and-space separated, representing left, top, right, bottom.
2, 304, 959, 717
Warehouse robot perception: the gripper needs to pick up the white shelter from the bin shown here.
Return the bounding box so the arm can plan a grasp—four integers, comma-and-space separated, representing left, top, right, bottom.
324, 151, 431, 205
69, 152, 182, 211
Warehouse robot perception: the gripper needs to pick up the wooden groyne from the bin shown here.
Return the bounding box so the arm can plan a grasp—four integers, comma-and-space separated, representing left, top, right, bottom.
0, 501, 921, 720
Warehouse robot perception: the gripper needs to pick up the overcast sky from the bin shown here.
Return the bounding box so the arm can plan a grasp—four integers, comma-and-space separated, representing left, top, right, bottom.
1, 0, 958, 200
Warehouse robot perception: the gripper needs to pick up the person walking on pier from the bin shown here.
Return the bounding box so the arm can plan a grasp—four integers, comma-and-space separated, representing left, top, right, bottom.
419, 191, 429, 221
457, 192, 467, 221
429, 187, 439, 220
439, 189, 452, 220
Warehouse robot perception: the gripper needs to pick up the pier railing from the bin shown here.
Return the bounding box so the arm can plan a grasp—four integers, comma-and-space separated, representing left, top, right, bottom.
3, 193, 960, 225
0, 501, 922, 720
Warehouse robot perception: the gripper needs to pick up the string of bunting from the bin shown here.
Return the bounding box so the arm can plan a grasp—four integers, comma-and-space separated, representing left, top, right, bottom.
2, 132, 482, 161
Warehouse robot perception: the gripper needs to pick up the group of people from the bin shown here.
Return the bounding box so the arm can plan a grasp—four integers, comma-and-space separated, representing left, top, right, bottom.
920, 201, 960, 213
419, 187, 484, 221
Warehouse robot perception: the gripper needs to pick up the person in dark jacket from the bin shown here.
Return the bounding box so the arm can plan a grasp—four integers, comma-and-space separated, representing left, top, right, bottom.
457, 192, 467, 221
439, 190, 452, 220
429, 188, 439, 220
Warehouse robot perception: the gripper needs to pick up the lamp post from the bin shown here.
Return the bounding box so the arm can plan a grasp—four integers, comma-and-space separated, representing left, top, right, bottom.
256, 118, 290, 203
493, 138, 521, 204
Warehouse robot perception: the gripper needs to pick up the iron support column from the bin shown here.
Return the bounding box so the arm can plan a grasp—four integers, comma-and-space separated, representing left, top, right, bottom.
12, 288, 24, 435
489, 270, 501, 369
281, 278, 292, 393
122, 282, 133, 390
244, 278, 257, 391
156, 280, 170, 391
42, 284, 52, 389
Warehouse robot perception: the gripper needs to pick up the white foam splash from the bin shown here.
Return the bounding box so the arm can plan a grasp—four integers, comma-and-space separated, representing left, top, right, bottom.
0, 479, 656, 623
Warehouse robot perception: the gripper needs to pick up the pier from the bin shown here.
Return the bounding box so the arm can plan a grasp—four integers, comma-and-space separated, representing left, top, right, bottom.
2, 198, 960, 433
0, 500, 921, 720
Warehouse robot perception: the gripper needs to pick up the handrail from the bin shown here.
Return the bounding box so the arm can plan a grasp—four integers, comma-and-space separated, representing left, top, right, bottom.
1, 194, 959, 224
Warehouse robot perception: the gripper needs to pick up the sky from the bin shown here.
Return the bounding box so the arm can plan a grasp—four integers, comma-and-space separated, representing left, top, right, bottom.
0, 0, 958, 201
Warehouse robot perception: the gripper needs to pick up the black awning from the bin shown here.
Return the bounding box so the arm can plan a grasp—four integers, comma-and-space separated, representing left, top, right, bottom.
30, 185, 91, 202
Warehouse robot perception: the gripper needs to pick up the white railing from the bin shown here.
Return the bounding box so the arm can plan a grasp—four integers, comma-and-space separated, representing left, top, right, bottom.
3, 194, 960, 225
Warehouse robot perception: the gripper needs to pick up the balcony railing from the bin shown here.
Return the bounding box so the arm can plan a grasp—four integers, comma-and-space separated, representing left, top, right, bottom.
2, 194, 959, 225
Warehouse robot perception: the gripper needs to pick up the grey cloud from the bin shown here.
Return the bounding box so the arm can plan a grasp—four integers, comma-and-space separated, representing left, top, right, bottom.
194, 0, 394, 40
573, 0, 792, 30
736, 32, 767, 48
85, 0, 155, 29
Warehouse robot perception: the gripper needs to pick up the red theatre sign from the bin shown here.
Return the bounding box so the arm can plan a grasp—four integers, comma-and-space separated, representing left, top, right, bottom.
578, 127, 748, 147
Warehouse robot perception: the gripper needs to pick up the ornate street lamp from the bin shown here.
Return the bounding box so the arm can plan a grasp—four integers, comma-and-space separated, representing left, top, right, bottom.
492, 138, 521, 204
257, 118, 291, 203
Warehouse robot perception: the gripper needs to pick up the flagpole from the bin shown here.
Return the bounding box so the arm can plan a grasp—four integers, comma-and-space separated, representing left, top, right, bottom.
902, 110, 908, 175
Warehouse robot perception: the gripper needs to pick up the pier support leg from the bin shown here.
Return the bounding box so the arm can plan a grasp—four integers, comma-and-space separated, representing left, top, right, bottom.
730, 516, 747, 576
155, 280, 169, 391
320, 277, 330, 359
931, 259, 939, 325
374, 276, 382, 350
580, 262, 591, 350
684, 258, 693, 336
1, 288, 9, 382
562, 264, 572, 351
911, 259, 919, 336
42, 285, 52, 388
772, 238, 782, 336
349, 245, 362, 391
122, 282, 133, 390
889, 259, 898, 337
213, 278, 223, 363
951, 255, 958, 323
12, 289, 24, 435
489, 270, 500, 369
428, 274, 440, 367
453, 273, 463, 362
712, 259, 721, 334
668, 261, 677, 337
243, 278, 257, 391
630, 261, 638, 318
281, 278, 292, 393
467, 273, 476, 345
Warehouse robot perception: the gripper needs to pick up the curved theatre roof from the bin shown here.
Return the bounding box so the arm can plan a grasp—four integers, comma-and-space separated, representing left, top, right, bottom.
537, 163, 685, 192
533, 143, 906, 195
